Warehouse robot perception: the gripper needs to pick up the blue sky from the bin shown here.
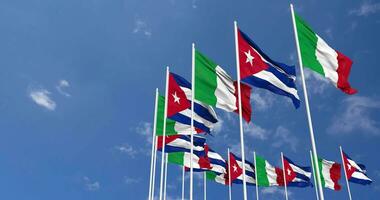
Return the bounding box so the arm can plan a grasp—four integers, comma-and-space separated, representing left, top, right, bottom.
0, 0, 379, 199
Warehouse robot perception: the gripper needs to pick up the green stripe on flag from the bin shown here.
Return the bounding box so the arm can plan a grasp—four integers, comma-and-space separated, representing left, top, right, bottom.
155, 95, 177, 136
295, 13, 325, 76
168, 152, 185, 166
317, 158, 326, 187
206, 171, 217, 180
195, 50, 218, 106
256, 155, 270, 187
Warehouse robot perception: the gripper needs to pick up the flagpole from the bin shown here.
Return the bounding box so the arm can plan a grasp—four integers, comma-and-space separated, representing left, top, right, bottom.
148, 89, 159, 200
310, 150, 320, 200
159, 67, 170, 200
152, 136, 158, 200
281, 152, 289, 200
340, 146, 353, 200
164, 154, 168, 200
233, 20, 248, 200
254, 151, 259, 200
228, 148, 232, 200
190, 43, 195, 200
290, 4, 325, 200
204, 172, 207, 200
182, 166, 185, 200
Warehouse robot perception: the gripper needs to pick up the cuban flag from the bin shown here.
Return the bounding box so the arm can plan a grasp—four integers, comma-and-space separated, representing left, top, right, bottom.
157, 135, 206, 156
283, 156, 312, 187
168, 73, 218, 133
237, 28, 300, 108
230, 153, 256, 186
186, 144, 227, 174
342, 151, 372, 185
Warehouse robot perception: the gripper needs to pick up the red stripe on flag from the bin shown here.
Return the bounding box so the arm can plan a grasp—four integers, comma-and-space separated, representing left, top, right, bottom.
233, 81, 252, 123
330, 163, 342, 191
336, 51, 357, 95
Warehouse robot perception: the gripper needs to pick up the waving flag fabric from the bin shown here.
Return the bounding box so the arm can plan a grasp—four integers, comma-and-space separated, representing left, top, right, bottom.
230, 153, 256, 185
317, 158, 342, 191
194, 50, 252, 122
168, 151, 211, 170
156, 135, 206, 154
156, 95, 201, 136
342, 151, 372, 185
206, 171, 228, 185
168, 72, 218, 133
294, 13, 357, 94
283, 156, 312, 187
237, 28, 300, 108
255, 155, 281, 187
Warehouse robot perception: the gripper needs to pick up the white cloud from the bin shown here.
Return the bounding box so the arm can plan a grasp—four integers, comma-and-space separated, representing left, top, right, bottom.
136, 122, 153, 143
115, 143, 138, 158
261, 187, 292, 197
29, 88, 56, 111
56, 79, 71, 97
133, 19, 152, 37
350, 1, 380, 16
251, 91, 275, 111
83, 176, 100, 191
328, 96, 380, 135
244, 123, 269, 140
303, 69, 330, 94
272, 126, 299, 152
212, 118, 223, 135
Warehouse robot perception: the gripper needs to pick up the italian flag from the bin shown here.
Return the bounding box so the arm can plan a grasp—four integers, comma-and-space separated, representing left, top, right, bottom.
255, 155, 281, 187
167, 152, 211, 170
156, 95, 200, 136
294, 13, 357, 95
195, 50, 237, 112
206, 171, 227, 185
317, 158, 342, 191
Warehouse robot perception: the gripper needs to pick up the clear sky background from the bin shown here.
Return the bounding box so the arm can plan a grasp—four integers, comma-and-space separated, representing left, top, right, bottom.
0, 0, 379, 199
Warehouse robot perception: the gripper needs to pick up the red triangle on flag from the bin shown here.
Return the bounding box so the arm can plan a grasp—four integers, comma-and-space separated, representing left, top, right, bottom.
167, 73, 191, 117
226, 153, 243, 185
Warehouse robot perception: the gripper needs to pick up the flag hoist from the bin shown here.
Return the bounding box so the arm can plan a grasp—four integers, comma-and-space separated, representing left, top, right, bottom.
148, 88, 159, 200
290, 4, 325, 199
159, 67, 170, 200
233, 21, 248, 200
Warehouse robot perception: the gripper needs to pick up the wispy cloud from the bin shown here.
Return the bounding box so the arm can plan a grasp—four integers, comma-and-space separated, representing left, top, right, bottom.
114, 143, 138, 158
328, 96, 380, 135
29, 88, 56, 111
261, 187, 292, 197
83, 176, 100, 191
133, 19, 152, 37
303, 69, 330, 95
136, 122, 153, 143
56, 79, 71, 97
244, 123, 269, 140
350, 1, 380, 16
272, 126, 299, 152
251, 91, 275, 111
124, 177, 141, 184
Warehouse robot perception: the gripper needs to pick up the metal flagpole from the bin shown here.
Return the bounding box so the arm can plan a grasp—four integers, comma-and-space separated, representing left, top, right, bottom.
290, 4, 325, 200
204, 172, 207, 200
228, 148, 232, 200
190, 43, 195, 200
159, 67, 170, 200
310, 150, 319, 200
151, 136, 158, 200
340, 146, 353, 200
281, 152, 289, 200
163, 154, 168, 200
233, 20, 248, 200
254, 151, 259, 200
182, 166, 185, 200
148, 89, 159, 200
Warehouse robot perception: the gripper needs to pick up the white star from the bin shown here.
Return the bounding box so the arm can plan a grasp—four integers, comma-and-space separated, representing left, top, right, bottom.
172, 92, 180, 104
287, 169, 292, 176
233, 164, 238, 172
244, 50, 254, 66
347, 164, 352, 170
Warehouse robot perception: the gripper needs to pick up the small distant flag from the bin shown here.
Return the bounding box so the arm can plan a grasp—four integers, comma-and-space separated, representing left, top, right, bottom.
237, 28, 300, 108
168, 73, 218, 133
294, 13, 357, 94
255, 154, 281, 187
229, 153, 256, 185
283, 155, 312, 187
342, 151, 372, 185
156, 135, 206, 154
